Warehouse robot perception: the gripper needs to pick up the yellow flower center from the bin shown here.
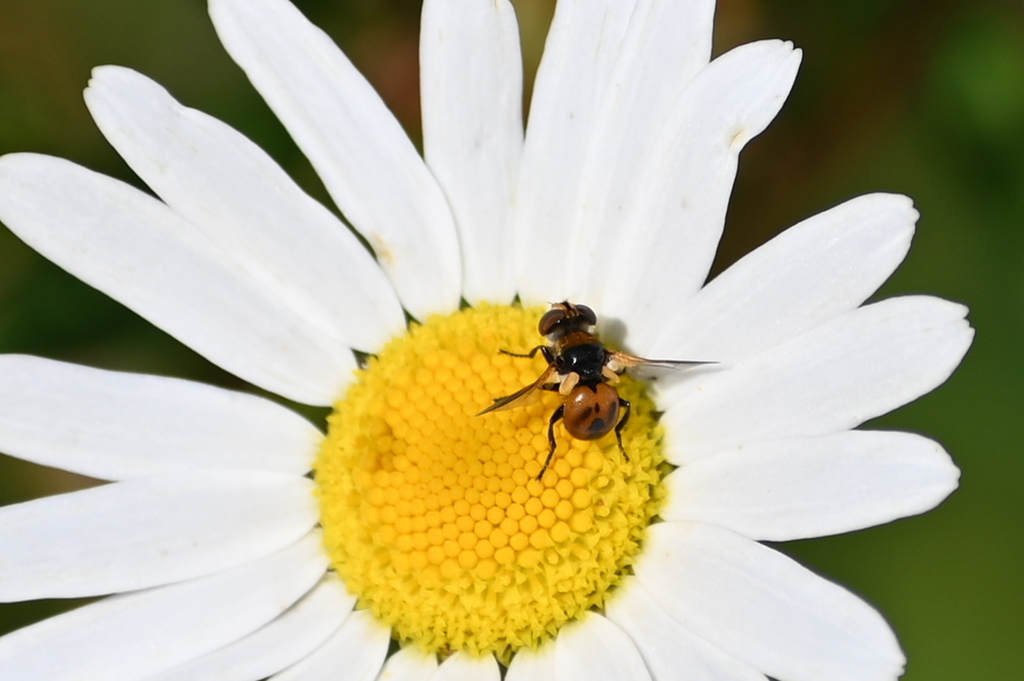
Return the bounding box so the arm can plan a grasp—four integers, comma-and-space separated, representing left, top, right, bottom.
315, 303, 665, 662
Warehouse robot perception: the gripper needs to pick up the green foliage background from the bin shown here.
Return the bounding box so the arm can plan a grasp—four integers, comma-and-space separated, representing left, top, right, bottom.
0, 1, 1021, 678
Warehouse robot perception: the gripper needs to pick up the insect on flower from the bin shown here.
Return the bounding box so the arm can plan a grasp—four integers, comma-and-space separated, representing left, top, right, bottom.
480, 301, 712, 478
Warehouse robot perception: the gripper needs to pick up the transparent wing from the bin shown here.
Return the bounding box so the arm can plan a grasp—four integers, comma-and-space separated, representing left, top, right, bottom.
477, 364, 558, 415
609, 351, 716, 378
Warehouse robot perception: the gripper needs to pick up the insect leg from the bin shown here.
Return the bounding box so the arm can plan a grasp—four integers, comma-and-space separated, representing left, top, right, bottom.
539, 405, 565, 480
614, 398, 632, 463
501, 346, 554, 363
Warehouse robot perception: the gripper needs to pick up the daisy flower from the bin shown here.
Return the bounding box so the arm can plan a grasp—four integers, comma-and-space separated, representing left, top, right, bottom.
0, 0, 972, 679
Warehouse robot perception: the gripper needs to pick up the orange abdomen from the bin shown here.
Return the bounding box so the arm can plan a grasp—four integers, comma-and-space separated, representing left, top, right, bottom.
563, 383, 620, 440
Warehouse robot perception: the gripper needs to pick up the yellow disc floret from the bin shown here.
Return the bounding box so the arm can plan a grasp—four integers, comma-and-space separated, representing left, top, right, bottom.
315, 304, 666, 662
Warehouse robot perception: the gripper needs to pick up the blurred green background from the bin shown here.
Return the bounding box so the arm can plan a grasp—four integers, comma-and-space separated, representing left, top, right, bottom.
0, 0, 1020, 678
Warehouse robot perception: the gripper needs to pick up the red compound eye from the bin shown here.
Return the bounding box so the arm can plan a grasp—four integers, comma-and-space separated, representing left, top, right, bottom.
538, 307, 566, 336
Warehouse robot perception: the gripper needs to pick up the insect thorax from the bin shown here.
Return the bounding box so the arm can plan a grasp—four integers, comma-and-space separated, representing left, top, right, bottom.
557, 341, 608, 383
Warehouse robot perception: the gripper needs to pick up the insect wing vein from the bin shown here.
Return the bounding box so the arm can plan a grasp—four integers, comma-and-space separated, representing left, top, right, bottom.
477, 365, 558, 415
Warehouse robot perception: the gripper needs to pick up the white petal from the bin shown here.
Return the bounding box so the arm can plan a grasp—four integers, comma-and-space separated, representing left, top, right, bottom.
210, 0, 461, 320
433, 652, 500, 681
592, 41, 802, 343
270, 609, 390, 681
0, 470, 317, 601
420, 0, 523, 305
85, 66, 405, 352
0, 154, 356, 405
643, 193, 918, 360
663, 431, 960, 540
566, 0, 715, 300
144, 573, 354, 681
0, 533, 328, 681
635, 522, 905, 681
0, 355, 320, 480
505, 643, 555, 681
606, 577, 766, 681
512, 0, 640, 302
374, 646, 438, 680
662, 296, 974, 464
554, 611, 651, 681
